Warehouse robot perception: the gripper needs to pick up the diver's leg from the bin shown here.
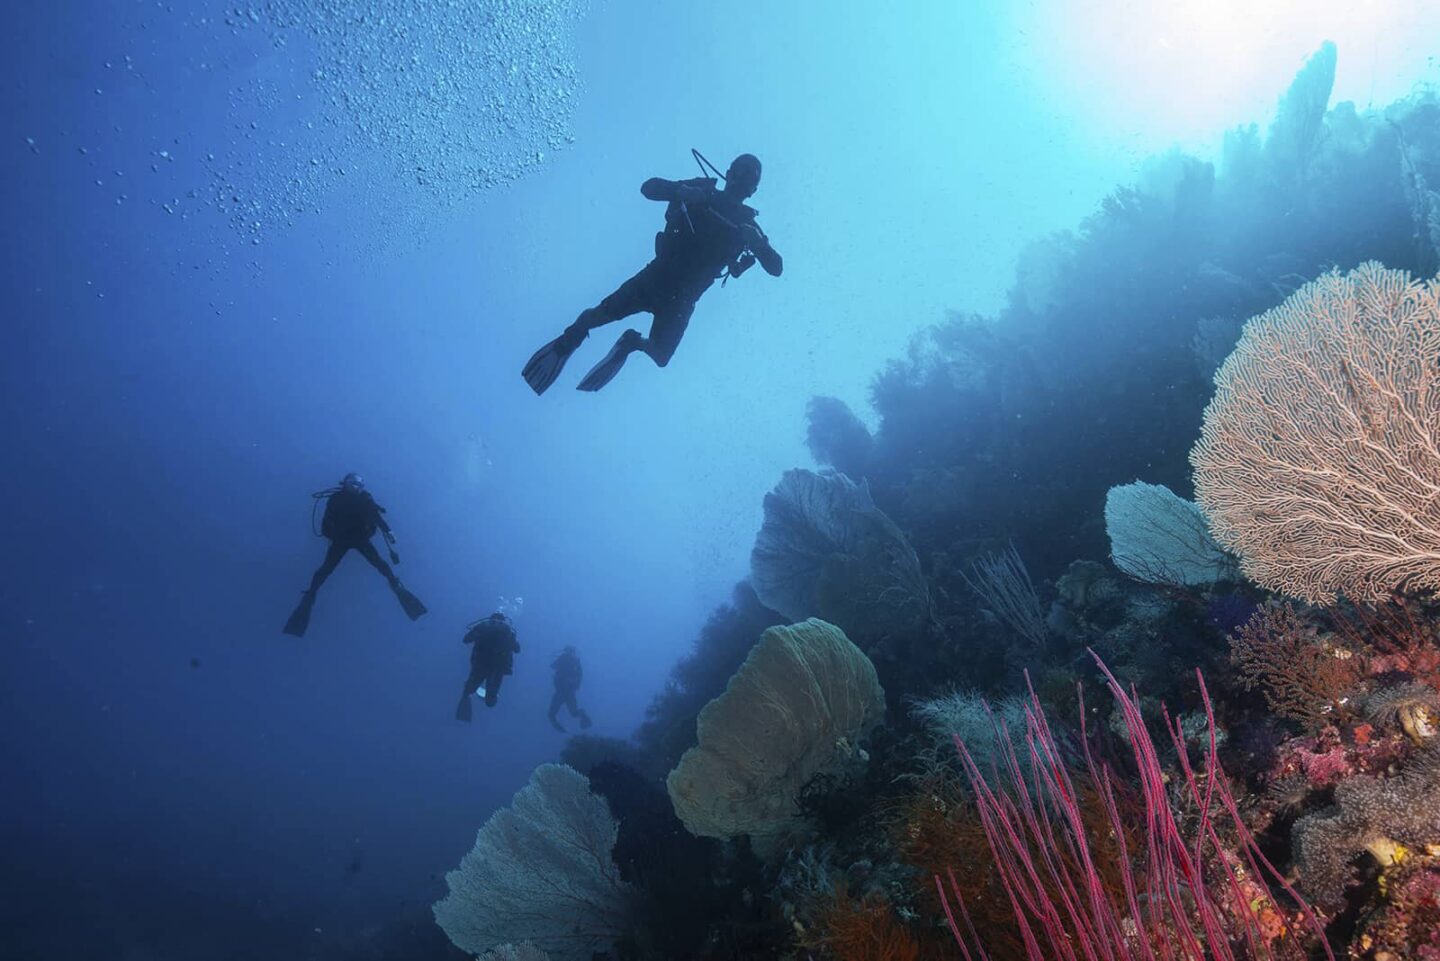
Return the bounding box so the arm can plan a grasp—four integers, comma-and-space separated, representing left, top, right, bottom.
307, 542, 350, 592
579, 266, 654, 331
455, 676, 475, 721
567, 693, 592, 728
355, 541, 399, 586
524, 270, 654, 394
555, 268, 651, 348
637, 298, 695, 367
548, 690, 566, 730
484, 673, 504, 707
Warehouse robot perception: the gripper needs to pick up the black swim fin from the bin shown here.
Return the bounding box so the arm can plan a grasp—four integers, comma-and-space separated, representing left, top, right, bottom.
455, 696, 473, 722
393, 582, 428, 621
282, 590, 316, 637
522, 326, 587, 396
576, 329, 641, 392
578, 709, 593, 730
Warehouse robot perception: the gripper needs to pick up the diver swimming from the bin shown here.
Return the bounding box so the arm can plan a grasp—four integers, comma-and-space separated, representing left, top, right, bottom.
522, 151, 784, 395
455, 611, 521, 721
282, 473, 428, 637
547, 645, 592, 732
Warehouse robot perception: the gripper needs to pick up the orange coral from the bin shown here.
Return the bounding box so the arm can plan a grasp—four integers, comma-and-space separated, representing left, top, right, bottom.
803, 886, 922, 961
887, 784, 1024, 959
888, 774, 1145, 961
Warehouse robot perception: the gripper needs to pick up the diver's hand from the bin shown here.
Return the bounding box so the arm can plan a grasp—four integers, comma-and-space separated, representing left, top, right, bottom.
737, 224, 764, 250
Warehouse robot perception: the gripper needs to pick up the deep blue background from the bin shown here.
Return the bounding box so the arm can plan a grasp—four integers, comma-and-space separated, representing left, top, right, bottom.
2, 0, 1436, 955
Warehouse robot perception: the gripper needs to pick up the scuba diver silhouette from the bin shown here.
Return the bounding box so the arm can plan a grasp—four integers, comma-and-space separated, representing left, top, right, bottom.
282, 473, 428, 637
455, 611, 521, 721
523, 151, 783, 394
547, 645, 592, 732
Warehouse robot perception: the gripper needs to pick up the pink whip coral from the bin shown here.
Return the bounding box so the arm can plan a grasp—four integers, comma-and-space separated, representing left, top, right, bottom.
1190, 262, 1440, 605
936, 655, 1332, 960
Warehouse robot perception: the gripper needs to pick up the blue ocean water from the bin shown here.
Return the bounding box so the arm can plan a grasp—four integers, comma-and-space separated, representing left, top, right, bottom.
4, 2, 1440, 959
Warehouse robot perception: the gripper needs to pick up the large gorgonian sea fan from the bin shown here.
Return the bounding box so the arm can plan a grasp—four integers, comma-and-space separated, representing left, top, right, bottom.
1191, 262, 1440, 605
750, 469, 929, 634
433, 764, 633, 961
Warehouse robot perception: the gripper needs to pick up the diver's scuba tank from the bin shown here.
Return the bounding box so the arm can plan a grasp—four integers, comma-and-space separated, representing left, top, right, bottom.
309, 486, 341, 537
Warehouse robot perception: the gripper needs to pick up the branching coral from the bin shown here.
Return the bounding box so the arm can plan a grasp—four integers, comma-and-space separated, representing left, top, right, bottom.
909, 689, 1032, 795
802, 886, 922, 961
1229, 602, 1359, 728
960, 543, 1048, 649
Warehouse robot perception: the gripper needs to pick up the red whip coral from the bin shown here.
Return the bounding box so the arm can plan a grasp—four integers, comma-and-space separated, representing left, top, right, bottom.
936, 655, 1332, 960
1190, 262, 1440, 605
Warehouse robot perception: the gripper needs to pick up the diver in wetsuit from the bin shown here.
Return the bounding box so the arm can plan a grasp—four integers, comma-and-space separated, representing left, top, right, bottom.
282, 473, 428, 637
547, 645, 592, 732
455, 612, 520, 721
522, 153, 783, 394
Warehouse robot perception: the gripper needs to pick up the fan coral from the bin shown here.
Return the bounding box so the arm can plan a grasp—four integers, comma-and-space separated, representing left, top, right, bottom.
750, 469, 929, 639
1104, 480, 1235, 586
1229, 602, 1359, 728
1191, 262, 1440, 605
665, 619, 885, 854
432, 764, 634, 961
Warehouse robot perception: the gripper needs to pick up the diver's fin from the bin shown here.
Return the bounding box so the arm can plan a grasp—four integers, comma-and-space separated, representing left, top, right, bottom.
282, 591, 316, 637
392, 582, 427, 621
576, 329, 641, 392
522, 326, 587, 396
578, 710, 593, 730
455, 697, 473, 722
549, 716, 567, 733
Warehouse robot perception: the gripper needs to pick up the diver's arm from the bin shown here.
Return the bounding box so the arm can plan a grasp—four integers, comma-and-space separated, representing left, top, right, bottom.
740, 224, 783, 276
641, 178, 710, 203
370, 500, 395, 540
754, 237, 783, 276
